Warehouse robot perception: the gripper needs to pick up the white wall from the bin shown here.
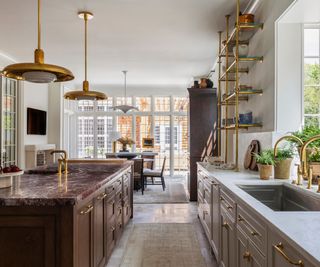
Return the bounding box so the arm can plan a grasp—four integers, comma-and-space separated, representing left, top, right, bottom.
276, 23, 303, 132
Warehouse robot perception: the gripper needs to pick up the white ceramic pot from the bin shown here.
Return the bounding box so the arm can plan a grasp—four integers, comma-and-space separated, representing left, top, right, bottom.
233, 44, 249, 57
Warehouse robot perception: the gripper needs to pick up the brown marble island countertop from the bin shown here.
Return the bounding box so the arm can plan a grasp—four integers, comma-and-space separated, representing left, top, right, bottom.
0, 161, 132, 207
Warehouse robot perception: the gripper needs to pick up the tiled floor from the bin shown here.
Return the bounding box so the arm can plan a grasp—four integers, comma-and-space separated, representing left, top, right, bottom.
106, 203, 218, 267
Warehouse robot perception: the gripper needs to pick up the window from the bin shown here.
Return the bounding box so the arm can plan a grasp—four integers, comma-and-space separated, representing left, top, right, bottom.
136, 97, 151, 112
304, 26, 320, 127
135, 116, 152, 151
72, 96, 189, 175
155, 97, 170, 112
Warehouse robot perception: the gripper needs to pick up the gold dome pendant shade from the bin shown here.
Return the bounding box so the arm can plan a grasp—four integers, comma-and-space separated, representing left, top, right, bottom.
64, 12, 106, 101
2, 0, 74, 83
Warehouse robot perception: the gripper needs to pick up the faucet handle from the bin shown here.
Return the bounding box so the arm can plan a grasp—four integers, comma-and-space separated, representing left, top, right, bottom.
294, 163, 303, 185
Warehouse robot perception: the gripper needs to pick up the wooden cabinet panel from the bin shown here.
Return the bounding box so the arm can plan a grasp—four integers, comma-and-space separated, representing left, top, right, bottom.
211, 179, 220, 260
94, 192, 107, 267
0, 215, 55, 267
106, 217, 116, 259
77, 201, 94, 267
236, 228, 249, 267
220, 210, 236, 267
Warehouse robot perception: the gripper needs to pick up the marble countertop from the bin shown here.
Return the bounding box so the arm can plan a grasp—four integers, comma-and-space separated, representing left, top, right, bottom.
198, 162, 320, 265
0, 161, 132, 207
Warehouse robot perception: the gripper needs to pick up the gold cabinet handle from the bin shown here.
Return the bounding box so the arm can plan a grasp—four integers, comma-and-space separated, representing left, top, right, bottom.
227, 205, 233, 210
212, 182, 219, 186
222, 221, 229, 228
251, 231, 260, 237
243, 251, 251, 261
97, 192, 107, 200
220, 197, 225, 201
80, 205, 93, 215
238, 215, 245, 222
274, 243, 304, 266
110, 226, 115, 232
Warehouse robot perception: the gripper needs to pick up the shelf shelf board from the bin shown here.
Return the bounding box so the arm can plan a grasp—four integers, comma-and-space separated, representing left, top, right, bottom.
239, 56, 264, 62
223, 89, 263, 102
221, 123, 263, 130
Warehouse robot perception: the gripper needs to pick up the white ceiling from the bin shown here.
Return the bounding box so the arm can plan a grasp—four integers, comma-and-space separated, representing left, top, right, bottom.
0, 0, 236, 89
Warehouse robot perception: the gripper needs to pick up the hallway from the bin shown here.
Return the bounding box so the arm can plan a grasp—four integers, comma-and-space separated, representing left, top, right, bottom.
106, 203, 218, 267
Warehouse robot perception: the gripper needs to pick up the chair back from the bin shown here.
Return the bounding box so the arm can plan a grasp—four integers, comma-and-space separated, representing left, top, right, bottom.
133, 158, 144, 179
160, 156, 167, 176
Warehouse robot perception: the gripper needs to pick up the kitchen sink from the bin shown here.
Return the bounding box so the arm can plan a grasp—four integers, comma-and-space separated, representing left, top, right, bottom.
237, 184, 320, 211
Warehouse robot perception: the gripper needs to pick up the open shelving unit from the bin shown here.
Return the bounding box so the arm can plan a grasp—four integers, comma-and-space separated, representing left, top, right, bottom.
217, 0, 264, 171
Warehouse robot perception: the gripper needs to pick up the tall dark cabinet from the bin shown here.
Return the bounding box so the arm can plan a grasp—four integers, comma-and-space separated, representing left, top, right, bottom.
188, 88, 218, 201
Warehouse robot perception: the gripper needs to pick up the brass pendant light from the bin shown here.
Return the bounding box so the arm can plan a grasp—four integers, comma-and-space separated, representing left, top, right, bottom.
2, 0, 74, 83
112, 71, 138, 113
64, 12, 106, 101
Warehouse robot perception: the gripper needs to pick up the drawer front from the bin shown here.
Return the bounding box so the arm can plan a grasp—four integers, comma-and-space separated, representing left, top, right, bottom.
115, 178, 122, 193
106, 197, 116, 221
238, 205, 267, 256
200, 204, 211, 240
203, 183, 212, 205
123, 201, 131, 226
115, 214, 123, 241
220, 189, 236, 221
123, 181, 130, 199
106, 182, 116, 198
198, 176, 204, 199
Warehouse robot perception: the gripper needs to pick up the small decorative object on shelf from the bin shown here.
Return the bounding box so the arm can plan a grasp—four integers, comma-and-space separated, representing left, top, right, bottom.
206, 78, 214, 88
239, 111, 253, 124
117, 137, 135, 152
239, 12, 254, 24
254, 150, 275, 180
200, 78, 208, 88
233, 44, 249, 57
193, 80, 200, 88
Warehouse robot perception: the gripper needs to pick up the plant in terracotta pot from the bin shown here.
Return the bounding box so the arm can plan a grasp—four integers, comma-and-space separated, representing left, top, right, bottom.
253, 149, 275, 180
274, 148, 294, 179
308, 147, 320, 184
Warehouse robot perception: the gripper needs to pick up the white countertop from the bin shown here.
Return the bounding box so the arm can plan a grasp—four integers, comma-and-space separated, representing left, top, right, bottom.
198, 162, 320, 264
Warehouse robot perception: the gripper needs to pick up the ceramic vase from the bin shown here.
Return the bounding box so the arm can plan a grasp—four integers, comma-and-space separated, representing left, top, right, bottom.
258, 164, 273, 180
274, 158, 293, 179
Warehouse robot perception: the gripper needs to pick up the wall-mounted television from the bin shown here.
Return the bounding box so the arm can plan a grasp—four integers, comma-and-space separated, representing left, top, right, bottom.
27, 108, 47, 135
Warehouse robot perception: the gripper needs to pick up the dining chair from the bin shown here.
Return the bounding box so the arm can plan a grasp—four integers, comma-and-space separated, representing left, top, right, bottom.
142, 156, 166, 195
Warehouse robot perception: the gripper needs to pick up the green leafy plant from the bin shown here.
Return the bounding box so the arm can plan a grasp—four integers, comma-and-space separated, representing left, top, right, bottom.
275, 148, 294, 161
253, 149, 275, 166
309, 147, 320, 162
292, 126, 320, 147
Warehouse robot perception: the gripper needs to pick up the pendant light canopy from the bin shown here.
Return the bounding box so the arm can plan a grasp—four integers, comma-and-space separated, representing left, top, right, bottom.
2, 0, 74, 83
112, 71, 138, 113
64, 12, 106, 101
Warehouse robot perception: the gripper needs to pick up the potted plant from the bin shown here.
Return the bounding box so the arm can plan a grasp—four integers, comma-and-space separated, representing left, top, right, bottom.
274, 147, 294, 179
308, 147, 320, 184
117, 137, 135, 152
254, 149, 275, 180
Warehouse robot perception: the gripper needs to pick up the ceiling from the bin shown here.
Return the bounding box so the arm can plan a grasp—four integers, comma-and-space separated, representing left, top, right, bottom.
0, 0, 236, 88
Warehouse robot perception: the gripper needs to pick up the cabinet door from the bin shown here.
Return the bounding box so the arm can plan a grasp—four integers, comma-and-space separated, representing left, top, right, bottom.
211, 180, 220, 259
77, 201, 94, 267
248, 240, 266, 267
220, 210, 236, 267
236, 228, 249, 267
268, 230, 315, 267
94, 192, 107, 267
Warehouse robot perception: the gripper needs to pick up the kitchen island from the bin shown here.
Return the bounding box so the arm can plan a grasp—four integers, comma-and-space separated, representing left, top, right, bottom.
0, 161, 133, 267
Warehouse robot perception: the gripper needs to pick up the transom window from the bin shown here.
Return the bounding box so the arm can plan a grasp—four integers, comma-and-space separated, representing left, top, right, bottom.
304, 25, 320, 127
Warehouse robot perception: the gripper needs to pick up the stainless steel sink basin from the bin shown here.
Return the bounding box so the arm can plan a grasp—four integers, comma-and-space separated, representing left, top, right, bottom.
237, 184, 320, 211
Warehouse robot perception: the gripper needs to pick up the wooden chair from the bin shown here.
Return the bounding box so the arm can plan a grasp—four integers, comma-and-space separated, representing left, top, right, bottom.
133, 158, 144, 191
142, 157, 166, 195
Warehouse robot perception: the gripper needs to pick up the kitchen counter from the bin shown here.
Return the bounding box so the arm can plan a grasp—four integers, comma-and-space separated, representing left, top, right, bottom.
198, 162, 320, 265
0, 161, 133, 206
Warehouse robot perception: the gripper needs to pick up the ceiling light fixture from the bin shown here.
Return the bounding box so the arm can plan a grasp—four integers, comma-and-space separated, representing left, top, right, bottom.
112, 71, 138, 113
64, 11, 106, 101
2, 0, 74, 83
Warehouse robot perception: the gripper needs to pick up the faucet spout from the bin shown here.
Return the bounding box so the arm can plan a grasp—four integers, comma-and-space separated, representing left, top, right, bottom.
50, 150, 68, 175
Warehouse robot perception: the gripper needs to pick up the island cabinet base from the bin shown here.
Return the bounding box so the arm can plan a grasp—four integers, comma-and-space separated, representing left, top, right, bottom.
0, 166, 133, 267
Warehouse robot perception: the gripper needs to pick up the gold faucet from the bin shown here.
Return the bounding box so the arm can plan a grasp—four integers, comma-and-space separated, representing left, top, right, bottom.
50, 150, 68, 175
273, 135, 303, 184
300, 135, 320, 190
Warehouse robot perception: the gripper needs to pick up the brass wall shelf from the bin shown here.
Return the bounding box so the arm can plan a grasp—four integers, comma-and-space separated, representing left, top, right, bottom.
216, 0, 264, 171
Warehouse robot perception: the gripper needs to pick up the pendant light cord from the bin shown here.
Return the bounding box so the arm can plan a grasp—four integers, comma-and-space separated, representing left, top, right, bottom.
38, 0, 41, 49
123, 71, 127, 105
84, 14, 88, 81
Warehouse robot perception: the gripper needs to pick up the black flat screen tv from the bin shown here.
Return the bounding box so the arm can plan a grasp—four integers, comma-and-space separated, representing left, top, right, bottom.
27, 108, 47, 135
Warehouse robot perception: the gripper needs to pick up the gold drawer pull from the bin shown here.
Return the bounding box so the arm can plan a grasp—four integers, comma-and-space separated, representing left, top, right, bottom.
251, 231, 260, 237
110, 226, 115, 232
243, 251, 251, 261
238, 215, 245, 222
220, 197, 225, 201
212, 182, 218, 186
80, 205, 93, 215
227, 205, 233, 210
222, 222, 229, 228
97, 192, 107, 200
274, 243, 304, 266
